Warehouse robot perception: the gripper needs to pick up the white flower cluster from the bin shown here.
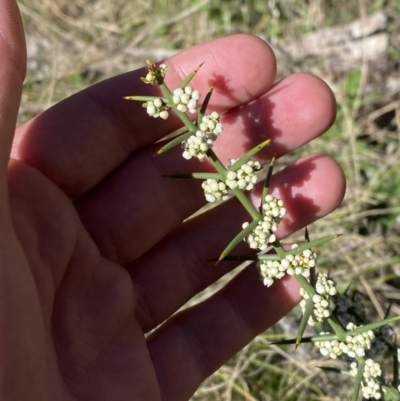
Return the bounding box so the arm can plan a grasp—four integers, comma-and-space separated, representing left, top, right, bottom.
344, 322, 375, 358
182, 130, 212, 161
258, 259, 287, 287
145, 98, 169, 119
350, 359, 382, 400
182, 112, 223, 161
300, 273, 335, 325
315, 323, 375, 359
242, 195, 286, 251
315, 333, 345, 359
285, 244, 316, 277
202, 179, 229, 203
225, 160, 262, 191
143, 63, 167, 85
173, 86, 200, 113
199, 112, 223, 138
262, 194, 286, 220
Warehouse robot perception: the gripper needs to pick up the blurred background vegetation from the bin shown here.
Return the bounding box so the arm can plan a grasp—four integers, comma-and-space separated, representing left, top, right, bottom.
18, 0, 400, 399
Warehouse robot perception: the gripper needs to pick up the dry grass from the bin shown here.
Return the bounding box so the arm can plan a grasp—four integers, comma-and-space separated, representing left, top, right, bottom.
18, 0, 400, 399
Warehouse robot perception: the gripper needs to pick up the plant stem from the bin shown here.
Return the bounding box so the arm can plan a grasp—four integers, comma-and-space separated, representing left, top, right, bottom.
207, 149, 228, 177
231, 187, 262, 221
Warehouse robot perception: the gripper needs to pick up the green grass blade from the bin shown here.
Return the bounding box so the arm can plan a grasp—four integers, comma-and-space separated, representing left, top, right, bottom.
228, 139, 271, 172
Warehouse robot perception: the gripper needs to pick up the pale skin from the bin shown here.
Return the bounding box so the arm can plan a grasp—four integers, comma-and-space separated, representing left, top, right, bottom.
0, 0, 346, 400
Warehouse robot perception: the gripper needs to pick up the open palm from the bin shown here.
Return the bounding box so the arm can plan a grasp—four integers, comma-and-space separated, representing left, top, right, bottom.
1, 1, 345, 400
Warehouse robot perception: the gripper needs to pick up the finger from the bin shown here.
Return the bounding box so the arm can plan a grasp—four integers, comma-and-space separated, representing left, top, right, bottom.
75, 73, 337, 265
0, 1, 46, 399
130, 154, 345, 332
0, 0, 25, 179
147, 268, 300, 401
214, 72, 336, 164
13, 34, 277, 198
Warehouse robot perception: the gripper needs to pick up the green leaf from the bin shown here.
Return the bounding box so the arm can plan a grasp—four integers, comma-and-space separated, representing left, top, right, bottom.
156, 130, 196, 155
381, 385, 400, 401
156, 125, 189, 143
295, 274, 316, 297
123, 95, 167, 102
310, 332, 340, 343
348, 315, 400, 335
198, 85, 214, 122
228, 139, 271, 172
217, 219, 259, 263
211, 253, 281, 262
286, 234, 341, 256
352, 359, 364, 401
260, 156, 275, 210
270, 336, 313, 346
180, 63, 203, 89
296, 298, 314, 347
162, 172, 221, 180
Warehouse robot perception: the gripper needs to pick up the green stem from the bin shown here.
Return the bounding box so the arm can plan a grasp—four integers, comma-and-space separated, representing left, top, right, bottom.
296, 274, 345, 337
207, 149, 227, 177
295, 275, 315, 296
352, 358, 365, 401
272, 240, 286, 259
231, 187, 262, 221
327, 315, 346, 337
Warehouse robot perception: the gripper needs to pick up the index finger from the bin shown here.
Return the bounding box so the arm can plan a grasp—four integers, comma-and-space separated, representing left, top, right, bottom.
12, 34, 277, 198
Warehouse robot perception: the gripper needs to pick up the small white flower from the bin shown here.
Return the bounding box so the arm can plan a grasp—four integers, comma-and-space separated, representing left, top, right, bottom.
199, 112, 223, 138
242, 195, 285, 253
300, 273, 334, 326
350, 360, 382, 400
258, 259, 288, 286
226, 160, 262, 191
173, 85, 201, 113
202, 179, 229, 203
144, 98, 169, 119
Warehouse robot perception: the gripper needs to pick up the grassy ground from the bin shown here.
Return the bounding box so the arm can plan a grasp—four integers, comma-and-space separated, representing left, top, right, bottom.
18, 0, 400, 399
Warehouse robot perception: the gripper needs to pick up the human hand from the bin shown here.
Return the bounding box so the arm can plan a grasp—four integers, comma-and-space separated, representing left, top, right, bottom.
1, 1, 345, 400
